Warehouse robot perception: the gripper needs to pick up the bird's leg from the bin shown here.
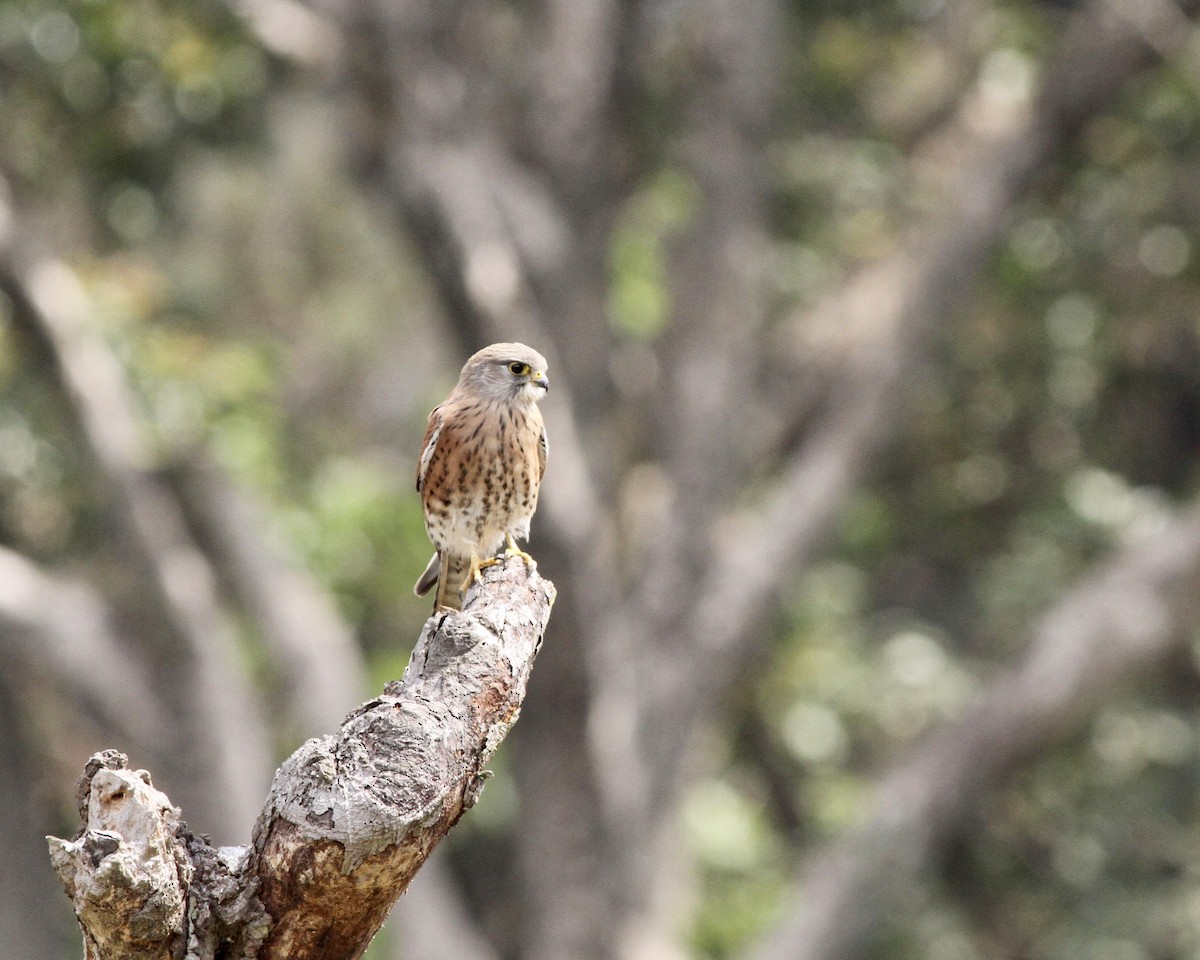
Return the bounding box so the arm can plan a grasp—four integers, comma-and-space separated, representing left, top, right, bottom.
459, 538, 535, 592
503, 532, 537, 568
461, 551, 501, 591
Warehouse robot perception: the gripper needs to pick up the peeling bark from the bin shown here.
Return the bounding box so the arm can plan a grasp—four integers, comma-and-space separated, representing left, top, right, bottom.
48, 559, 554, 960
48, 751, 193, 960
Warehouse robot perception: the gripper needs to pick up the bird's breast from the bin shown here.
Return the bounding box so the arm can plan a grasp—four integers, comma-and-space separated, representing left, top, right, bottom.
421, 401, 542, 553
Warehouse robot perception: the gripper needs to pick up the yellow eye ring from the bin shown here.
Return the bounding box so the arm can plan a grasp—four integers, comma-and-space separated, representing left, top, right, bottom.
508, 361, 530, 376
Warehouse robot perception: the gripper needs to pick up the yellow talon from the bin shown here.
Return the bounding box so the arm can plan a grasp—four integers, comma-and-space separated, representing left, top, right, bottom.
462, 553, 501, 592
459, 538, 536, 593
504, 533, 536, 567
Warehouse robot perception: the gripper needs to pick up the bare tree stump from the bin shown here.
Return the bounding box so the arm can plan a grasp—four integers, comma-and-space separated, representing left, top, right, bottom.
48, 558, 554, 960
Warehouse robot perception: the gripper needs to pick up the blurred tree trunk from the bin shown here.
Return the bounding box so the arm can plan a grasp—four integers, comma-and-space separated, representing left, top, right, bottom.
280, 0, 1200, 957
4, 0, 1200, 955
1, 254, 273, 837
749, 500, 1200, 960
0, 667, 75, 960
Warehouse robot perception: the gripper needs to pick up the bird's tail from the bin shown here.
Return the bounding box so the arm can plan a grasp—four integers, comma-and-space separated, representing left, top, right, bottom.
414, 551, 475, 611
437, 552, 471, 610
414, 552, 440, 597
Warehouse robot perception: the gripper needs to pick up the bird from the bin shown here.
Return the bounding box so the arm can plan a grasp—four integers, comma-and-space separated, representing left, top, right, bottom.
414, 342, 549, 611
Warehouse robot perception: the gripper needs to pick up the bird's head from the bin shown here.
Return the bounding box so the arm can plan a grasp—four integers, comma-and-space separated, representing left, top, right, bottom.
461, 342, 550, 404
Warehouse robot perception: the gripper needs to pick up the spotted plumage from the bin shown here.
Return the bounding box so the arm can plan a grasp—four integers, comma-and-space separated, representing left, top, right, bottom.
415, 343, 549, 610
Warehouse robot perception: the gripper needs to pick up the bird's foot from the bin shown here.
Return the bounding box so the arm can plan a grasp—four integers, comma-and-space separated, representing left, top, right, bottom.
461, 554, 501, 592
503, 533, 537, 569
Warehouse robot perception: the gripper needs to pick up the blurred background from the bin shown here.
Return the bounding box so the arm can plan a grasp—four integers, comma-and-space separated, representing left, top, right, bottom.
5, 0, 1200, 958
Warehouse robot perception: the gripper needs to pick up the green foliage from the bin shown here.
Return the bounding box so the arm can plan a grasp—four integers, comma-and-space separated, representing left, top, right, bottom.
0, 0, 268, 208
677, 2, 1200, 957
0, 0, 434, 664
6, 0, 1200, 956
609, 169, 703, 340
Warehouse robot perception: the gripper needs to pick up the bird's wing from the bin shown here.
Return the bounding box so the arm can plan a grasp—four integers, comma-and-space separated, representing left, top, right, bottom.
416, 408, 444, 493
537, 425, 548, 482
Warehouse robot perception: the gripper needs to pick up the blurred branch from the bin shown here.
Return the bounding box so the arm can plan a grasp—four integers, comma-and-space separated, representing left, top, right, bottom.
235, 0, 343, 66
691, 0, 1200, 691
382, 141, 608, 553
644, 0, 780, 562
0, 676, 72, 960
385, 143, 556, 356
747, 503, 1200, 960
574, 0, 784, 940
390, 853, 501, 960
588, 2, 1200, 949
361, 0, 631, 392
525, 0, 632, 202
1100, 0, 1200, 82
0, 251, 271, 833
0, 546, 167, 749
168, 450, 367, 735
320, 0, 632, 559
47, 558, 554, 960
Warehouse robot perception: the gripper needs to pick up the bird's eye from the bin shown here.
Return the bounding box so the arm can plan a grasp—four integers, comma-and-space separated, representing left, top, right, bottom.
508, 361, 530, 376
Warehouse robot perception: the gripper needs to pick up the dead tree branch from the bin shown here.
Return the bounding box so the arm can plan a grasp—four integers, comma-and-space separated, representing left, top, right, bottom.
48, 557, 554, 960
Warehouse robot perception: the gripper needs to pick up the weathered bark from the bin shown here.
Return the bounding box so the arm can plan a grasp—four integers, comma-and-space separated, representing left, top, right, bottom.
48, 751, 208, 960
48, 558, 554, 960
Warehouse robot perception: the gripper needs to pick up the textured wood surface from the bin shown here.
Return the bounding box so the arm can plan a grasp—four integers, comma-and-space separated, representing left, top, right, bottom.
48, 557, 554, 960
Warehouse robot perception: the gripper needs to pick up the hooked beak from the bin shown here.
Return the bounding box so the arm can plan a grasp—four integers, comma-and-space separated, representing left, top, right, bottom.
532, 370, 549, 392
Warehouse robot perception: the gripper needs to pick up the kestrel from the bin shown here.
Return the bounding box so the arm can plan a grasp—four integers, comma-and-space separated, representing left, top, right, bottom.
414, 343, 549, 611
